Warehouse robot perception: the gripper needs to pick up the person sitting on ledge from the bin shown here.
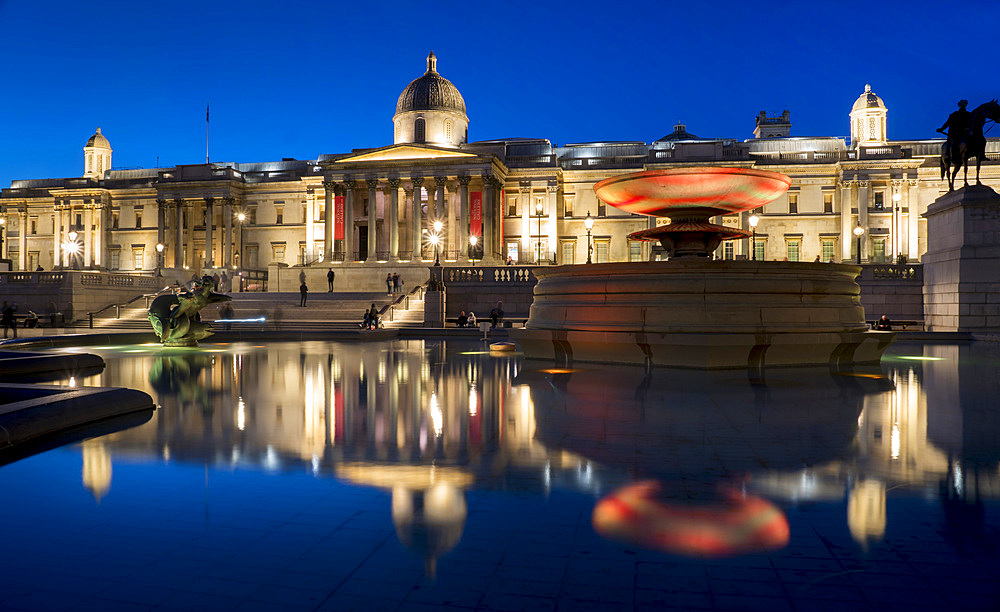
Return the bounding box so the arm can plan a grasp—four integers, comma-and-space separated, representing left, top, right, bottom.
468, 311, 477, 327
874, 315, 892, 331
457, 311, 468, 327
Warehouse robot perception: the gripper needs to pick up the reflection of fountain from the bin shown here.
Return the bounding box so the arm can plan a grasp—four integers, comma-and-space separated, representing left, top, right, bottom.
513, 167, 894, 368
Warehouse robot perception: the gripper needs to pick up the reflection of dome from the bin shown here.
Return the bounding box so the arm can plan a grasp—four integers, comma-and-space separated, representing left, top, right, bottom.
852, 84, 885, 112
82, 439, 112, 502
847, 479, 886, 548
391, 484, 467, 578
395, 52, 467, 116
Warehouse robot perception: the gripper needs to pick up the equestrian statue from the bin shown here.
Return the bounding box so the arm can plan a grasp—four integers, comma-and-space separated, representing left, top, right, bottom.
939, 99, 1000, 191
148, 275, 231, 346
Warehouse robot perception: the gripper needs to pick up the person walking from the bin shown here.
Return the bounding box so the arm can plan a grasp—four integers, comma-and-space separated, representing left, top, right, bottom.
327, 268, 335, 292
299, 280, 309, 307
392, 273, 400, 293
1, 301, 17, 339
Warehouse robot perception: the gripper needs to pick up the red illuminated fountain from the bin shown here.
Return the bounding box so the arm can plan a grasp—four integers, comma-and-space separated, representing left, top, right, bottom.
594, 168, 791, 257
511, 167, 894, 369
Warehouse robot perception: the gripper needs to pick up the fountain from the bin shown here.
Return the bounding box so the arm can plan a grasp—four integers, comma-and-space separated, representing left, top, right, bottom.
511, 167, 894, 368
147, 275, 231, 347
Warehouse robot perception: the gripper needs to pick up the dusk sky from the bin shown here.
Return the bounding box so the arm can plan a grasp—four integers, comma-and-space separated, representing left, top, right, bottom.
2, 0, 997, 189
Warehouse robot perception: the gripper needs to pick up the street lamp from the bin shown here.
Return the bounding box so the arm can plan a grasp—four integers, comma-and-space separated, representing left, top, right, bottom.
853, 225, 865, 265
155, 242, 164, 277
469, 234, 478, 266
584, 212, 594, 264
892, 191, 902, 261
430, 232, 441, 267
63, 231, 80, 269
535, 200, 544, 264
0, 218, 5, 259
748, 213, 760, 261
236, 212, 246, 291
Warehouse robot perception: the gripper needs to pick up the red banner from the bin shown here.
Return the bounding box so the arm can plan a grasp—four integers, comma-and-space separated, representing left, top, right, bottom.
334, 196, 345, 240
470, 191, 482, 237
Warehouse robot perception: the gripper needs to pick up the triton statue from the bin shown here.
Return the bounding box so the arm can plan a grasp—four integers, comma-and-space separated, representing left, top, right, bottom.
148, 275, 231, 346
939, 99, 1000, 191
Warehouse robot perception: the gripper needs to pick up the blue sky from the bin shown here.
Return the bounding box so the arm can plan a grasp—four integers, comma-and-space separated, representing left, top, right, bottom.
1, 0, 997, 188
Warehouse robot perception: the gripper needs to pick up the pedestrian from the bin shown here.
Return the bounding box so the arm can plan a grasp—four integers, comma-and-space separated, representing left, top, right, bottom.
327, 268, 335, 292
1, 301, 17, 339
392, 273, 400, 293
874, 314, 892, 331
506, 255, 514, 266
386, 273, 393, 294
489, 300, 504, 329
367, 303, 379, 329
220, 302, 234, 331
300, 280, 308, 307
221, 271, 230, 292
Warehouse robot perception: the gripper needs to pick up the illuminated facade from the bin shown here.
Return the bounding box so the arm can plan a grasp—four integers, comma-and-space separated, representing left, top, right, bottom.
2, 58, 999, 280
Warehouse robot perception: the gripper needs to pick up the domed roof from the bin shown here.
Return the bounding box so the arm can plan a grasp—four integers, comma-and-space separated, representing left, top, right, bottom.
86, 127, 111, 149
395, 52, 467, 117
656, 122, 700, 142
852, 84, 885, 112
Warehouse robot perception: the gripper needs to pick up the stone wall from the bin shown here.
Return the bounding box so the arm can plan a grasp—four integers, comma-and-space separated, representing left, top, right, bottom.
0, 271, 163, 322
436, 265, 537, 321
856, 264, 924, 324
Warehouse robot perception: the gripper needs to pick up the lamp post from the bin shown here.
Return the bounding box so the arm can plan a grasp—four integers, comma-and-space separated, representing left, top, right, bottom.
853, 225, 865, 265
535, 200, 544, 264
63, 231, 80, 269
236, 212, 246, 291
584, 212, 594, 264
892, 191, 902, 261
0, 218, 5, 261
432, 220, 443, 266
469, 234, 478, 266
748, 213, 760, 261
155, 242, 164, 277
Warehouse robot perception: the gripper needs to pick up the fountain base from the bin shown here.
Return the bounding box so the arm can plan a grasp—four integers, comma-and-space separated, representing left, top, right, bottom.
511, 260, 894, 369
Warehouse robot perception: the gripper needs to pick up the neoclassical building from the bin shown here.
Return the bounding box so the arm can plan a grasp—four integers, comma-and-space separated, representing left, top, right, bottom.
2, 53, 998, 284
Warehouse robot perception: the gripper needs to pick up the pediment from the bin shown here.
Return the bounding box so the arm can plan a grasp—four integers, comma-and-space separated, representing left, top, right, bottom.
334, 145, 477, 163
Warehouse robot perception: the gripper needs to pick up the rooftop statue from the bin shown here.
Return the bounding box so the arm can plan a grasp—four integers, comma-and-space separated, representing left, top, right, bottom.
939, 99, 1000, 191
148, 275, 231, 347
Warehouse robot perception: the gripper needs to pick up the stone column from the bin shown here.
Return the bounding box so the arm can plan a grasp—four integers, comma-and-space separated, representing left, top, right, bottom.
53, 201, 62, 267
366, 178, 378, 262
481, 174, 496, 264
907, 180, 919, 260
403, 185, 414, 259
83, 204, 93, 267
156, 199, 167, 260
323, 181, 335, 261
840, 180, 853, 261
520, 183, 532, 262
547, 184, 558, 264
18, 207, 27, 271
204, 197, 214, 268
174, 198, 184, 268
458, 175, 471, 263
387, 177, 400, 261
890, 180, 904, 260
305, 187, 315, 264
411, 177, 424, 261
857, 180, 870, 261
223, 197, 234, 267
343, 179, 355, 262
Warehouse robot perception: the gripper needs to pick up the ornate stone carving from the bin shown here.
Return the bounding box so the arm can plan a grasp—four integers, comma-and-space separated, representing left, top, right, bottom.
387, 177, 401, 189
148, 275, 232, 347
458, 175, 472, 186
366, 178, 379, 190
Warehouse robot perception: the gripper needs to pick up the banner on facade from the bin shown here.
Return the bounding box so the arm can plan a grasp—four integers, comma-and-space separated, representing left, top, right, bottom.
334, 196, 345, 240
470, 191, 482, 237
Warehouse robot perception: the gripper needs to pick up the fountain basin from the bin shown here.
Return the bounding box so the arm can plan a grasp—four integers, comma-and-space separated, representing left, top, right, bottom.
511, 260, 893, 368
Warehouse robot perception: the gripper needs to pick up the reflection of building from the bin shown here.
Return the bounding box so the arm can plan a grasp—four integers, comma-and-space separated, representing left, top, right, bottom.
81, 439, 111, 502
4, 54, 998, 277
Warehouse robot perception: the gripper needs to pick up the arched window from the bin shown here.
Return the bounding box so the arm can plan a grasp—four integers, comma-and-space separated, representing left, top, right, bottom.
414, 118, 425, 143
445, 119, 453, 143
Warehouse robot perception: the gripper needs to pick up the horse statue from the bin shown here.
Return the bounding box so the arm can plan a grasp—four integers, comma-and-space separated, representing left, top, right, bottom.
148, 275, 231, 346
940, 99, 1000, 191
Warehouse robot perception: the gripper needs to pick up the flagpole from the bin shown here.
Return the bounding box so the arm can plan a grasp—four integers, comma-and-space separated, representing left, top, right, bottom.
206, 103, 210, 164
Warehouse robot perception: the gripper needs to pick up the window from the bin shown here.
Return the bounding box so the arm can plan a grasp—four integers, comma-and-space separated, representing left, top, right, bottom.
530, 238, 548, 263
597, 200, 606, 217
508, 197, 517, 217
247, 245, 259, 268
135, 213, 142, 229
29, 217, 37, 235
415, 118, 425, 143
872, 238, 886, 262
75, 213, 83, 229
754, 239, 765, 261
132, 247, 144, 270
112, 212, 119, 229
271, 243, 286, 264
561, 240, 576, 264
28, 251, 38, 270
595, 239, 610, 263
445, 119, 453, 143
822, 239, 836, 261
275, 206, 283, 225
786, 239, 800, 262
564, 196, 574, 218
302, 203, 307, 223
873, 192, 884, 210
506, 242, 519, 263
249, 208, 257, 225
788, 194, 798, 214
723, 241, 734, 260
109, 248, 120, 270
630, 241, 643, 262
823, 192, 833, 214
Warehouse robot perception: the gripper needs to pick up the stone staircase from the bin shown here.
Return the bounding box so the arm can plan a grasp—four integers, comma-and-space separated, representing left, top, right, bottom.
74, 288, 427, 332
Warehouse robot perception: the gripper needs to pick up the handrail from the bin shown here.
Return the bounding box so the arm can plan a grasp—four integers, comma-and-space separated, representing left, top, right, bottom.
381, 284, 426, 321
84, 284, 176, 327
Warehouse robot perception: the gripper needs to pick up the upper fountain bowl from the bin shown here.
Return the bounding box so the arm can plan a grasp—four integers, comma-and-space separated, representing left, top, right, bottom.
594, 167, 792, 217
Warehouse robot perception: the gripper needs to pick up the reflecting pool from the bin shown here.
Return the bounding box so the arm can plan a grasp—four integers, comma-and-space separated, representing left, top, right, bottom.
1, 339, 999, 611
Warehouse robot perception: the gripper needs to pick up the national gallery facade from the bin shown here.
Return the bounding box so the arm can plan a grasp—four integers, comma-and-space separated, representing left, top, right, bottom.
2, 53, 998, 283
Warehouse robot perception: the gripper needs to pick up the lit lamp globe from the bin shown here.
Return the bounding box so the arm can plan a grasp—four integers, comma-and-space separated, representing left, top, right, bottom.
748, 214, 760, 261
853, 225, 865, 265
469, 234, 478, 266
584, 212, 594, 264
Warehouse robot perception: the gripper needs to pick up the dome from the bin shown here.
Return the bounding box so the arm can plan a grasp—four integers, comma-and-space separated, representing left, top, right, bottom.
395, 52, 467, 116
86, 127, 111, 149
852, 84, 885, 112
656, 122, 700, 142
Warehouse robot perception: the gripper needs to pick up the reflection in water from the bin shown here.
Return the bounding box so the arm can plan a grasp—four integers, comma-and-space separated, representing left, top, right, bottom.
51, 339, 1000, 567
593, 481, 789, 557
